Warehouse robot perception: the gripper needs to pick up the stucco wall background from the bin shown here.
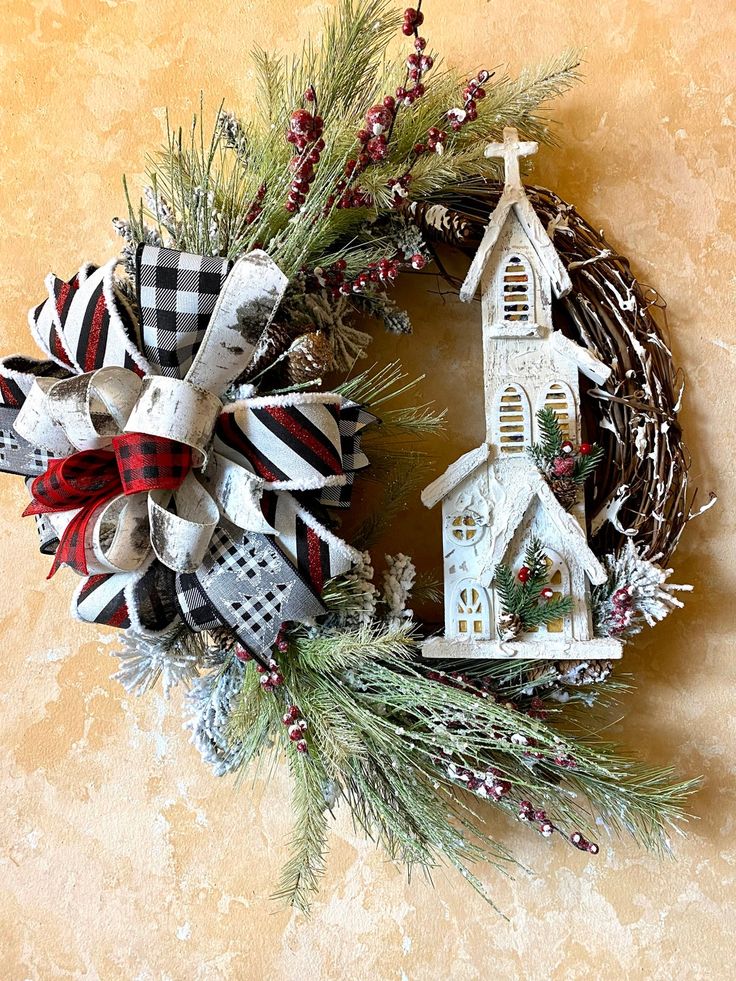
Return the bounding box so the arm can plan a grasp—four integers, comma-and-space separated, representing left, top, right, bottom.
0, 1, 733, 978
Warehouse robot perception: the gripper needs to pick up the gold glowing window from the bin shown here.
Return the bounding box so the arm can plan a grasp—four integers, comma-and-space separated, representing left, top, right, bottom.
455, 582, 490, 638
496, 384, 531, 454
450, 513, 479, 544
540, 382, 574, 441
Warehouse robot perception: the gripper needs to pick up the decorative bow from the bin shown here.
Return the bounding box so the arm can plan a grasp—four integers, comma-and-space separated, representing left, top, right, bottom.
1, 245, 374, 656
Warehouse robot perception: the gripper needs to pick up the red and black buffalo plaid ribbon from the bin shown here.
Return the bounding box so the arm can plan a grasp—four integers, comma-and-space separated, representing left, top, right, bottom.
24, 434, 192, 577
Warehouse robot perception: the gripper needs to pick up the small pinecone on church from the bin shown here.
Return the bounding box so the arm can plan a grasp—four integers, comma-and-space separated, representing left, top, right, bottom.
548, 476, 579, 511
497, 611, 523, 642
287, 330, 334, 383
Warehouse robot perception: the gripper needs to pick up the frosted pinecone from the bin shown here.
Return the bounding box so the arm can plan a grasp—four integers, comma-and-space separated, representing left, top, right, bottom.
287, 330, 334, 383
549, 477, 578, 511
557, 659, 614, 686
382, 553, 416, 619
497, 612, 522, 642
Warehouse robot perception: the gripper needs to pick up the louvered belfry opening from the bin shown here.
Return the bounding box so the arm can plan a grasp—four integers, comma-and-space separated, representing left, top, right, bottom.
541, 382, 573, 440
497, 384, 531, 453
502, 253, 532, 322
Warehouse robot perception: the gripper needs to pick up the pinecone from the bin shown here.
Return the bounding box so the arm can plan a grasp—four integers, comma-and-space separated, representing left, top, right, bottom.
241, 319, 302, 381
287, 330, 334, 383
207, 625, 238, 652
557, 659, 614, 686
549, 477, 579, 511
497, 612, 523, 642
524, 662, 560, 688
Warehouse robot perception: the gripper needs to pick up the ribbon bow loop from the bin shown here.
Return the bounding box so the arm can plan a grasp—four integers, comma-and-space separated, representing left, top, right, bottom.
1, 245, 374, 655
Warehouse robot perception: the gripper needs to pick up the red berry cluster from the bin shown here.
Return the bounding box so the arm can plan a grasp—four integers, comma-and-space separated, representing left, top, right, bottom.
387, 172, 412, 209
309, 250, 425, 297
447, 70, 490, 131
282, 704, 308, 754
397, 43, 433, 106
401, 5, 423, 35
518, 802, 599, 853
609, 585, 634, 634
245, 182, 266, 226
286, 106, 325, 214
570, 831, 600, 854
255, 656, 284, 691
446, 760, 512, 800
413, 126, 446, 157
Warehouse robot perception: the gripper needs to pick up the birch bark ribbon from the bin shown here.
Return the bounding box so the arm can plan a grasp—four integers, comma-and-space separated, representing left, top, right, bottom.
0, 246, 373, 650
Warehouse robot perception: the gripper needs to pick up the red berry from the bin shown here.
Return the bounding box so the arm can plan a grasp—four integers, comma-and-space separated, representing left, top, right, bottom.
289, 108, 314, 136
518, 566, 531, 584
383, 95, 396, 109
234, 646, 251, 662
414, 36, 427, 50
413, 142, 426, 154
414, 83, 425, 96
579, 442, 592, 455
315, 138, 325, 151
357, 128, 370, 143
285, 201, 298, 213
334, 258, 347, 271
541, 586, 554, 600
475, 87, 486, 100
304, 87, 315, 102
561, 439, 574, 454
396, 87, 407, 99
401, 21, 414, 35
367, 135, 388, 160
296, 739, 308, 753
411, 253, 426, 269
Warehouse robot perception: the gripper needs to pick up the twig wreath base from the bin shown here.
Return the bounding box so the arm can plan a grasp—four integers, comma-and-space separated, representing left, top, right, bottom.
0, 0, 711, 915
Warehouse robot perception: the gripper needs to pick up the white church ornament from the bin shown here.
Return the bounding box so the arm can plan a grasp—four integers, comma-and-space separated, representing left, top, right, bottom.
422, 128, 623, 662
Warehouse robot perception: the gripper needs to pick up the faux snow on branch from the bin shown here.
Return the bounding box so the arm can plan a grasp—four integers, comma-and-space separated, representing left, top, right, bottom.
593, 540, 692, 639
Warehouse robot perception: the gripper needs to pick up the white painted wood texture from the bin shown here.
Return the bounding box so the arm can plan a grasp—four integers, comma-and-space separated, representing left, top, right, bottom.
423, 128, 622, 661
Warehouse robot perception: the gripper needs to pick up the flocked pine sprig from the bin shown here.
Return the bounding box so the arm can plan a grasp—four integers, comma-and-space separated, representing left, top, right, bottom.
529, 407, 605, 510
494, 536, 573, 641
113, 625, 204, 698
123, 0, 580, 293
220, 620, 698, 913
592, 539, 693, 639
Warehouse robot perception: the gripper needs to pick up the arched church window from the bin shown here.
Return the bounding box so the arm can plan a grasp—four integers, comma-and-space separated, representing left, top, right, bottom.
501, 253, 533, 322
522, 549, 571, 635
494, 384, 532, 454
453, 580, 491, 638
538, 382, 575, 441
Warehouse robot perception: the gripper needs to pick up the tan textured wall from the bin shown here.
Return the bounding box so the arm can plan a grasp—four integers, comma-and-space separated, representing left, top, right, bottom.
0, 2, 733, 978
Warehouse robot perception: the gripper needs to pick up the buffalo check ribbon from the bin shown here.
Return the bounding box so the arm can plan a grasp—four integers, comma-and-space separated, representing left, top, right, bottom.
1, 245, 375, 651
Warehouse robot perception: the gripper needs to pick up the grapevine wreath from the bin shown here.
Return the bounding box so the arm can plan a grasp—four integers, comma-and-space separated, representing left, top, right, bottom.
0, 0, 714, 912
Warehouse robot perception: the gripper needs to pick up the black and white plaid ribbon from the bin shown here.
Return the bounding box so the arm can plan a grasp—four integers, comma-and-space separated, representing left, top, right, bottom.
136, 245, 232, 378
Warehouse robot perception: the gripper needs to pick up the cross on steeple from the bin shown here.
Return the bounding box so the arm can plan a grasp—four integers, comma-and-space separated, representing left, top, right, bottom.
484, 127, 538, 189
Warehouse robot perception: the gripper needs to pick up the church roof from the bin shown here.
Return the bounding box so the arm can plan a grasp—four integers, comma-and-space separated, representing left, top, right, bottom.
459, 185, 572, 303
549, 332, 611, 385
421, 443, 490, 510
480, 470, 607, 586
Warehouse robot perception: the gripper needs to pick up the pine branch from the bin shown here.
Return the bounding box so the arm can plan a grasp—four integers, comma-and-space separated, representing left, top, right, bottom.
573, 444, 605, 483
272, 749, 332, 913
535, 407, 564, 461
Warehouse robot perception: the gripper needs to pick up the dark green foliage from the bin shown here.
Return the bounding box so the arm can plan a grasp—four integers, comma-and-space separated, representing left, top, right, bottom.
494, 537, 573, 633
